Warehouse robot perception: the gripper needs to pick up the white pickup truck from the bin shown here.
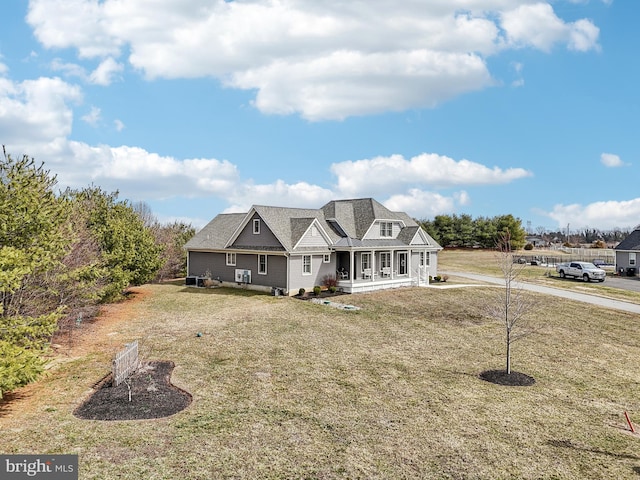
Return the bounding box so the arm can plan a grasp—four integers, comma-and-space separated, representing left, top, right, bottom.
556, 261, 606, 282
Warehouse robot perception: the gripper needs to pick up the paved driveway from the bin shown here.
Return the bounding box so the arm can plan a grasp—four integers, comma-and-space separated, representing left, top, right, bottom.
438, 271, 640, 314
596, 274, 640, 293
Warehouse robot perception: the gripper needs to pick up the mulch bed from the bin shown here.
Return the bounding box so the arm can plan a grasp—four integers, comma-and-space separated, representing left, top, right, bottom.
74, 361, 192, 421
479, 369, 536, 387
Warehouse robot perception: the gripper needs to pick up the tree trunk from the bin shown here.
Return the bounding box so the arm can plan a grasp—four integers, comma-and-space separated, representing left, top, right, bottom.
506, 329, 511, 375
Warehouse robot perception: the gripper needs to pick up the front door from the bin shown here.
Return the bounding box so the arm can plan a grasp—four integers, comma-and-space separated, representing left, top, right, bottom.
398, 252, 407, 275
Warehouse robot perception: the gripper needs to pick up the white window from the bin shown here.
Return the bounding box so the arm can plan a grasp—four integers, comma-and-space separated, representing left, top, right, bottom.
323, 254, 331, 263
253, 219, 260, 234
380, 222, 392, 237
631, 253, 636, 266
361, 252, 371, 270
303, 255, 312, 275
258, 254, 267, 274
424, 252, 430, 266
380, 252, 390, 268
226, 252, 236, 266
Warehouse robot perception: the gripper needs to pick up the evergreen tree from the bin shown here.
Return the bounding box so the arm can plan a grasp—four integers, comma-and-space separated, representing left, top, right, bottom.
0, 150, 69, 397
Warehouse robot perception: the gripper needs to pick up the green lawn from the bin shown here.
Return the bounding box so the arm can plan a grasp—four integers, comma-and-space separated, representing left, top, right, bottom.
2, 256, 640, 479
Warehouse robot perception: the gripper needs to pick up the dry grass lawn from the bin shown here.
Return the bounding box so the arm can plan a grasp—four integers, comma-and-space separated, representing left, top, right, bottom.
2, 250, 640, 479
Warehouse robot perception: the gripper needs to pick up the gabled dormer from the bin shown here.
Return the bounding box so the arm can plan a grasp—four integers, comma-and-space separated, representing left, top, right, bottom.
362, 219, 406, 240
292, 218, 333, 250
226, 208, 285, 250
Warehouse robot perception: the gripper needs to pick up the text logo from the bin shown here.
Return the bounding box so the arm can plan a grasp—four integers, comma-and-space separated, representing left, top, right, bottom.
0, 455, 78, 479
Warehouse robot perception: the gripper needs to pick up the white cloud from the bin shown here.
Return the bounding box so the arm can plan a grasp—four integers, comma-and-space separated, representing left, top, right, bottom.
89, 57, 123, 85
223, 180, 335, 213
501, 3, 599, 53
383, 189, 467, 219
330, 153, 533, 197
61, 144, 241, 200
0, 75, 82, 146
50, 58, 86, 79
51, 56, 123, 85
114, 119, 125, 131
546, 199, 640, 230
26, 0, 601, 120
81, 106, 101, 126
600, 152, 627, 168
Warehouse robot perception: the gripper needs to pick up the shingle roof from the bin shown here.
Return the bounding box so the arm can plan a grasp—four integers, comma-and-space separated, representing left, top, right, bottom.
615, 228, 640, 250
252, 205, 339, 251
186, 198, 442, 252
321, 198, 403, 238
184, 213, 245, 250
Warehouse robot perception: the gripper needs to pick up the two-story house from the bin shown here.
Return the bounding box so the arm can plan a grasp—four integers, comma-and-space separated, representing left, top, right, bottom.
185, 198, 442, 294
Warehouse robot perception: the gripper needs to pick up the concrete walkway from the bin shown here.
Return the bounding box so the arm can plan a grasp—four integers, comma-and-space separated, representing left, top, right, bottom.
437, 271, 640, 315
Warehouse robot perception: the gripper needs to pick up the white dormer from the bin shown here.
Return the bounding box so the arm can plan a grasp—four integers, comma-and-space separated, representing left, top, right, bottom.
363, 219, 404, 240
293, 219, 333, 249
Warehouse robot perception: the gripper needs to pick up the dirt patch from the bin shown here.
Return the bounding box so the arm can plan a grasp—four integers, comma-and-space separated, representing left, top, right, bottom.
74, 360, 191, 421
479, 369, 536, 387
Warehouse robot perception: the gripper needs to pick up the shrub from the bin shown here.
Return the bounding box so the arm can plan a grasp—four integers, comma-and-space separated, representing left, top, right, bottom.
322, 274, 338, 288
328, 286, 337, 293
313, 286, 322, 296
441, 275, 449, 282
524, 243, 533, 250
434, 275, 442, 282
298, 288, 306, 296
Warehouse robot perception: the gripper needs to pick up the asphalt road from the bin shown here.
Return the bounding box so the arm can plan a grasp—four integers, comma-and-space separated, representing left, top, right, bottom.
438, 271, 640, 315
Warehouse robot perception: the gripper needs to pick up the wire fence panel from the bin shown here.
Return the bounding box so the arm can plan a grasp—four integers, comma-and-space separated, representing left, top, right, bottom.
112, 340, 139, 386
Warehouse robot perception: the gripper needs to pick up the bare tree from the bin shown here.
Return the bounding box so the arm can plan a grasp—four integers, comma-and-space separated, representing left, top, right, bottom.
484, 229, 535, 375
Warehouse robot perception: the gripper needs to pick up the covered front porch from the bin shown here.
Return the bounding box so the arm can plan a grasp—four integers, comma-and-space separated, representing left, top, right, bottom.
334, 248, 429, 294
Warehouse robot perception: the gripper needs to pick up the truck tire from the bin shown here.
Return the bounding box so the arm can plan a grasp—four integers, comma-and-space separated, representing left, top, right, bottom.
559, 270, 565, 278
583, 274, 590, 282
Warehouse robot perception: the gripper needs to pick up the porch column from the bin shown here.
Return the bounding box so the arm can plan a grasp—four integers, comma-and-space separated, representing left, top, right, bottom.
370, 250, 374, 281
350, 251, 354, 281
390, 249, 394, 279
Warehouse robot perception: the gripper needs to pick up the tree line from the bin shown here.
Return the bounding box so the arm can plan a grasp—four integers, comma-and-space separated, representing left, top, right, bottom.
418, 213, 527, 250
0, 150, 194, 398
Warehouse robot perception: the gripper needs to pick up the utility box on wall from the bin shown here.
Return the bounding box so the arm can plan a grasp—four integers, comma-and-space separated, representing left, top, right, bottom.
235, 269, 252, 283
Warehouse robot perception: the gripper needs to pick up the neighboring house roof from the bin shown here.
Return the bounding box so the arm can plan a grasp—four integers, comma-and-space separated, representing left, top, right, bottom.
615, 228, 640, 251
186, 198, 442, 252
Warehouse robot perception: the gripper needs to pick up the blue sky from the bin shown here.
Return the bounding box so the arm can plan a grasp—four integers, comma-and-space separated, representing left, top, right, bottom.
1, 0, 636, 233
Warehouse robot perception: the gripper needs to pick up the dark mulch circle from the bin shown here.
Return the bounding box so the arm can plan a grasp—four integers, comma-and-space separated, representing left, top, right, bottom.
74, 360, 192, 421
479, 369, 536, 387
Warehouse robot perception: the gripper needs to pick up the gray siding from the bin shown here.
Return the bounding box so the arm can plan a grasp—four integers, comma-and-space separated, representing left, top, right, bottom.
189, 251, 227, 279
253, 254, 288, 289
363, 220, 402, 240
289, 254, 335, 291
296, 224, 330, 248
615, 251, 637, 272
232, 212, 283, 249
189, 251, 287, 287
